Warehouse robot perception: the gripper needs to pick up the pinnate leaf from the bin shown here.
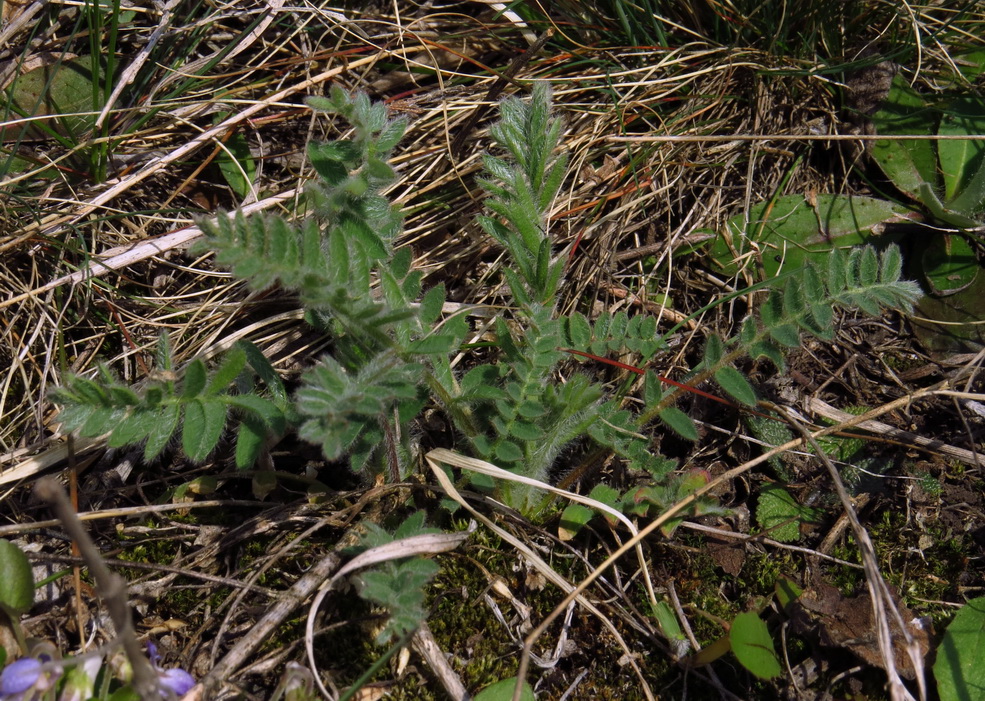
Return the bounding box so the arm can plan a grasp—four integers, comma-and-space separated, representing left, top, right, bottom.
182, 399, 227, 462
145, 404, 180, 461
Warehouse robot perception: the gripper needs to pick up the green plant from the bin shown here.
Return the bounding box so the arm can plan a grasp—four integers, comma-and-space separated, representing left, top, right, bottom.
933, 596, 985, 701
50, 82, 923, 517
0, 538, 34, 657
0, 538, 194, 700
755, 484, 822, 543
49, 84, 924, 695
347, 512, 443, 646
689, 606, 783, 681
708, 71, 985, 351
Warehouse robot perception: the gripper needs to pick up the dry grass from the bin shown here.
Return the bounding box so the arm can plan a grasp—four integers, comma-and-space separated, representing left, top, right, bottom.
1, 0, 984, 699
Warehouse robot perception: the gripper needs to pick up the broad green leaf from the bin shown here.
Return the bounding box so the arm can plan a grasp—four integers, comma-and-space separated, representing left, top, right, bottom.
922, 234, 979, 296
917, 182, 983, 231
461, 364, 502, 391
856, 246, 879, 287
955, 49, 985, 81
419, 284, 446, 326
225, 394, 286, 434
643, 369, 663, 406
827, 247, 849, 294
4, 54, 108, 139
108, 385, 141, 406
775, 576, 803, 615
935, 596, 985, 701
769, 323, 800, 348
494, 440, 523, 463
517, 400, 547, 419
376, 117, 407, 152
508, 420, 545, 441
566, 312, 592, 348
306, 142, 347, 185
652, 600, 685, 641
205, 347, 247, 396
239, 341, 288, 408
145, 404, 180, 461
729, 611, 781, 679
108, 409, 159, 448
71, 376, 110, 405
0, 539, 34, 615
82, 407, 123, 437
714, 366, 758, 407
879, 243, 904, 283
55, 404, 96, 432
473, 677, 536, 701
938, 97, 985, 204
748, 339, 785, 369
406, 334, 458, 354
869, 75, 939, 201
365, 156, 395, 181
235, 415, 266, 469
703, 334, 724, 366
658, 406, 699, 441
607, 311, 629, 346
182, 399, 227, 462
708, 194, 908, 279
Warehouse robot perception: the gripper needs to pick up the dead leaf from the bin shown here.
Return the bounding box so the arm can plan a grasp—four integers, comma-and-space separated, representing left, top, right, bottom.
794, 580, 932, 679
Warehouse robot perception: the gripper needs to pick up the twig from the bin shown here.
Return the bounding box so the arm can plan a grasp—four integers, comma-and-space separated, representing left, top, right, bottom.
34, 477, 160, 698
412, 622, 468, 701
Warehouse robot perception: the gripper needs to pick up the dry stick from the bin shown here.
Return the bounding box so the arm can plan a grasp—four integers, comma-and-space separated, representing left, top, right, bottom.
34, 477, 160, 698
412, 622, 468, 701
0, 500, 266, 537
196, 548, 345, 696
771, 403, 925, 701
806, 396, 982, 468
509, 385, 965, 701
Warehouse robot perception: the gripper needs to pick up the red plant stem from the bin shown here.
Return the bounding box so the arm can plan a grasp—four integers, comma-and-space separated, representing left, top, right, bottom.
561, 347, 738, 408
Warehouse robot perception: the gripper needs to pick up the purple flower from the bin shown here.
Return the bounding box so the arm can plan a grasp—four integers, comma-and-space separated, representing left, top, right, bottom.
158, 667, 195, 697
147, 642, 195, 698
0, 656, 59, 700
